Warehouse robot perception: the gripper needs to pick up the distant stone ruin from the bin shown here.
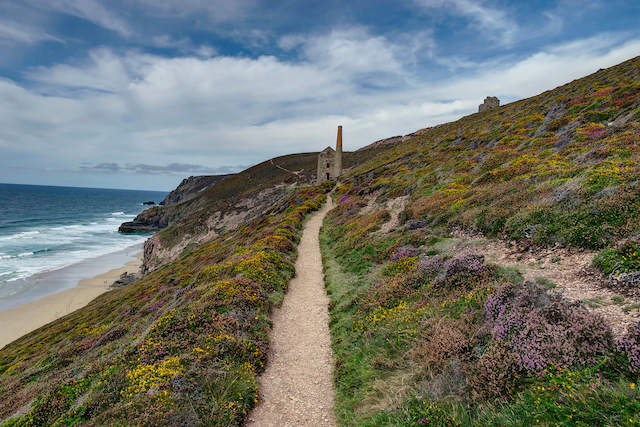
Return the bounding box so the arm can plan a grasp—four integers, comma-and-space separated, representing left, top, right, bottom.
478, 96, 500, 112
317, 126, 343, 183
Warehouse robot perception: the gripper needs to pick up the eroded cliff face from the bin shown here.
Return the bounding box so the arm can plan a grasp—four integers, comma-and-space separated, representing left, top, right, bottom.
141, 185, 294, 273
119, 176, 232, 233
118, 205, 174, 233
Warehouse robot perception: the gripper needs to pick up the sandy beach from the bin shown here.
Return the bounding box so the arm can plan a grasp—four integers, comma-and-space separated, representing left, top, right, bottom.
0, 252, 142, 349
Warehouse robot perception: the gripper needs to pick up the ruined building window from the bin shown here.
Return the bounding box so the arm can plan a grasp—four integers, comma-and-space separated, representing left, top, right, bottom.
326, 173, 330, 180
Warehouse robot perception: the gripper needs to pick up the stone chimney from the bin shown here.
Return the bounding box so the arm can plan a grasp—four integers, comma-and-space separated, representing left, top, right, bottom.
334, 125, 342, 178
479, 96, 500, 112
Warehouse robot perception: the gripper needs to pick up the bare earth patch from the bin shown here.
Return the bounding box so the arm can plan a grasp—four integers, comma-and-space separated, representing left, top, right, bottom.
378, 196, 409, 234
445, 230, 640, 337
246, 198, 336, 427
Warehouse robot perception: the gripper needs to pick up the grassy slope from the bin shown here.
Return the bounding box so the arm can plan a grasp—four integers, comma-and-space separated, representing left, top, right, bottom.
350, 56, 640, 250
320, 56, 640, 425
0, 182, 331, 426
133, 149, 384, 249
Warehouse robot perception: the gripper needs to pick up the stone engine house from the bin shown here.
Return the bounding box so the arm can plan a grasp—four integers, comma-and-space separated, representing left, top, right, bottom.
478, 96, 500, 112
317, 125, 343, 183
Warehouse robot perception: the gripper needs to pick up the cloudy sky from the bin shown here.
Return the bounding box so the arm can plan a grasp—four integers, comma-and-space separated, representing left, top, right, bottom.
0, 0, 639, 190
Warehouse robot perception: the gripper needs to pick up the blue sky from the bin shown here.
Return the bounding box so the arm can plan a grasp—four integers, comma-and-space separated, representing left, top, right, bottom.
0, 0, 639, 191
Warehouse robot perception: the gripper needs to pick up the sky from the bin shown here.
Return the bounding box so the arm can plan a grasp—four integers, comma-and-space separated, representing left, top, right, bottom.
0, 1, 639, 191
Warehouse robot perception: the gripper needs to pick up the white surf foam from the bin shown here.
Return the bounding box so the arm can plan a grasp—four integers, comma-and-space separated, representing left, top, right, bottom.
0, 212, 148, 293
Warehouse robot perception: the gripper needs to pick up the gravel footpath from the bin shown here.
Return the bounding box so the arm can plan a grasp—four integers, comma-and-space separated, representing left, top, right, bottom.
246, 197, 336, 427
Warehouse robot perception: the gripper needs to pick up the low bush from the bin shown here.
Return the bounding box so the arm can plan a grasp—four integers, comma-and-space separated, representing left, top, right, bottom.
618, 321, 640, 373
485, 281, 613, 373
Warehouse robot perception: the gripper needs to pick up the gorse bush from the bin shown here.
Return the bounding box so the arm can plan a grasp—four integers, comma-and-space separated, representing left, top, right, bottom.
594, 239, 640, 280
594, 248, 621, 275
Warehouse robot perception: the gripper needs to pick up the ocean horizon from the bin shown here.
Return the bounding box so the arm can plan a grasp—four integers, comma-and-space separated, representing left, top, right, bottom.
0, 183, 166, 305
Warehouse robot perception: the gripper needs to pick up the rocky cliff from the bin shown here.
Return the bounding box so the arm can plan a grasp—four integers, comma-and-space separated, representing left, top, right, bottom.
160, 174, 231, 205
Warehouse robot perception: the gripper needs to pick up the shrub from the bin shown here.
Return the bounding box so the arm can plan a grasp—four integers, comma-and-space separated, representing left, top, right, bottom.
618, 321, 640, 373
390, 246, 420, 261
408, 220, 427, 230
417, 255, 445, 277
359, 279, 416, 310
485, 281, 614, 373
466, 342, 520, 400
384, 256, 418, 276
617, 240, 640, 274
411, 317, 475, 372
594, 241, 640, 277
438, 253, 486, 283
593, 248, 619, 275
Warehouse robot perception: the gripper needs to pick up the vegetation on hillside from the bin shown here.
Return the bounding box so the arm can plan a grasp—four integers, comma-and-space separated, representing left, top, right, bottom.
351, 57, 640, 251
0, 183, 331, 426
319, 56, 640, 425
321, 213, 639, 425
2, 52, 640, 426
124, 149, 384, 248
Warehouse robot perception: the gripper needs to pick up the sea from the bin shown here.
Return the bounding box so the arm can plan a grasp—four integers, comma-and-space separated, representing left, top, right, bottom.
0, 183, 166, 307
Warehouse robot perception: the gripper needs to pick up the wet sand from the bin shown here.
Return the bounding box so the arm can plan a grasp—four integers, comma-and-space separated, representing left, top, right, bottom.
0, 252, 142, 349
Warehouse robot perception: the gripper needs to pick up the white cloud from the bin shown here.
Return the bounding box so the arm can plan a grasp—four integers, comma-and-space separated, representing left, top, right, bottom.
415, 0, 518, 45
134, 0, 251, 23
278, 34, 306, 51
0, 19, 60, 45
151, 35, 218, 57
301, 28, 407, 75
432, 33, 640, 101
1, 31, 639, 190
24, 48, 135, 93
31, 0, 132, 37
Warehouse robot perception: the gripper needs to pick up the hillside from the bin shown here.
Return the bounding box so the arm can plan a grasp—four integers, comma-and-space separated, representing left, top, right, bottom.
0, 182, 332, 425
320, 56, 640, 424
0, 144, 381, 426
121, 149, 384, 273
159, 174, 232, 206
1, 55, 640, 426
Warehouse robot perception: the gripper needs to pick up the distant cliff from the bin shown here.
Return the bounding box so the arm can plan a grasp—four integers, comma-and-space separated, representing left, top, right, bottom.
160, 174, 232, 205
118, 175, 230, 233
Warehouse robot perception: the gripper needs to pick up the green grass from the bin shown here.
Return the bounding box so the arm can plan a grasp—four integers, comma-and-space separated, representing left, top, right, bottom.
613, 296, 626, 305
594, 248, 620, 275
534, 277, 557, 290
583, 296, 608, 308
320, 228, 379, 424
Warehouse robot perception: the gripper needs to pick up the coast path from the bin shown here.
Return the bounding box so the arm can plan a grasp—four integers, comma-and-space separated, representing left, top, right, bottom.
246, 197, 336, 427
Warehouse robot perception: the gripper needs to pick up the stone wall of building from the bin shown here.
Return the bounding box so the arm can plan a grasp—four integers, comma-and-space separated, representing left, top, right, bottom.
316, 126, 343, 183
479, 96, 500, 112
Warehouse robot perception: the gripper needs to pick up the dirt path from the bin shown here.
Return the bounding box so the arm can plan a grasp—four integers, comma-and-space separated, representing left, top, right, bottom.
246, 197, 336, 427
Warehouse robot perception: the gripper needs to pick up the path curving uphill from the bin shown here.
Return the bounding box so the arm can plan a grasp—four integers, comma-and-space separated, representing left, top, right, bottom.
247, 197, 336, 427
